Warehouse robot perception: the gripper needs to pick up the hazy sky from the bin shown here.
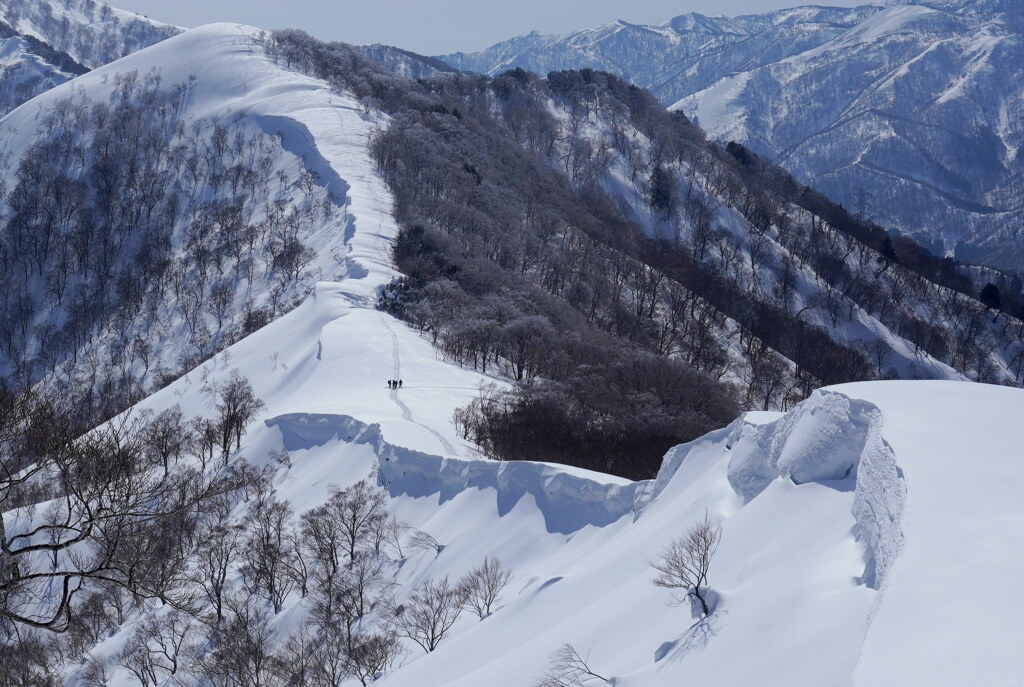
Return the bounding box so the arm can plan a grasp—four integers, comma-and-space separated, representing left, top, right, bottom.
112, 0, 870, 55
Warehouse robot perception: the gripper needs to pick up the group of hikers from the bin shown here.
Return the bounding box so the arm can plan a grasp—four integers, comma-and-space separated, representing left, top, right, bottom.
387, 379, 403, 389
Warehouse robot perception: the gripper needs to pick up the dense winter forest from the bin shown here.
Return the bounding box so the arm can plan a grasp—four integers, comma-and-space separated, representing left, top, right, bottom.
0, 69, 340, 423
441, 2, 1024, 272
265, 30, 1024, 478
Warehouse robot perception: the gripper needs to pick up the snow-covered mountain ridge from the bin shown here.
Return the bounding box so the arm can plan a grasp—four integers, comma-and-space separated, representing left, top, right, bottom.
443, 0, 1024, 270
0, 22, 398, 419
57, 272, 1024, 684
0, 17, 1022, 686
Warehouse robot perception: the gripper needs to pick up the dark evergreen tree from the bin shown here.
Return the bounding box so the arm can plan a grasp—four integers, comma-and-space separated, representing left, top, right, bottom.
980, 282, 1002, 310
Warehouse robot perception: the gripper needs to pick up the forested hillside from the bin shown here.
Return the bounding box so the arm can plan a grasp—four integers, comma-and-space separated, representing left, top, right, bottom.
4, 19, 1021, 477
269, 31, 1024, 477
2, 20, 1024, 687
0, 24, 387, 430
0, 0, 177, 117
443, 1, 1024, 271
0, 0, 178, 69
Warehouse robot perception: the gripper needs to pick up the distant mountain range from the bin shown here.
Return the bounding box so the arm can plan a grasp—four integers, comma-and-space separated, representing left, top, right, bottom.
441, 0, 1024, 270
0, 0, 178, 117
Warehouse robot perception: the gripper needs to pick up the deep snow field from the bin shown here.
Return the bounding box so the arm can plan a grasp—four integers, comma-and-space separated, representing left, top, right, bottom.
3, 22, 1023, 687
123, 272, 1024, 686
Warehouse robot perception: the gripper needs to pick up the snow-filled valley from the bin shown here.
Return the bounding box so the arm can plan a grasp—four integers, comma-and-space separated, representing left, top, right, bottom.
1, 13, 1024, 687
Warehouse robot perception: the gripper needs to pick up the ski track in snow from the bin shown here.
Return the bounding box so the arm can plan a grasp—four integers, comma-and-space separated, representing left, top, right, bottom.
379, 309, 458, 456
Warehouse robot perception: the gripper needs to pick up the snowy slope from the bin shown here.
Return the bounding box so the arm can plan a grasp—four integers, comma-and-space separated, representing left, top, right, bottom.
1, 0, 178, 69
0, 22, 83, 116
675, 1, 1024, 267
87, 265, 1024, 685
0, 22, 408, 407
0, 0, 177, 117
0, 20, 499, 453
4, 17, 1023, 686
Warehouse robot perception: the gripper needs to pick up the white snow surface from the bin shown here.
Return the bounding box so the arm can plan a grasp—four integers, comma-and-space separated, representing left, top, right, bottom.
14, 21, 1024, 687
122, 268, 1024, 686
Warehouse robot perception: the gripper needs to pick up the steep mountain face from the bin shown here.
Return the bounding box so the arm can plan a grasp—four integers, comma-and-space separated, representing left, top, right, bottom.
355, 44, 458, 79
0, 0, 179, 68
0, 0, 178, 116
0, 17, 86, 117
442, 1, 1024, 270
2, 5, 1022, 464
441, 6, 878, 106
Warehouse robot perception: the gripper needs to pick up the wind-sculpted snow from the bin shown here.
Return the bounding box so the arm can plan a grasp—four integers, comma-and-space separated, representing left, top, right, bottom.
267, 412, 640, 534
267, 385, 912, 592
32, 274, 1024, 687
4, 15, 1022, 686
850, 409, 905, 589
723, 389, 906, 587
727, 390, 879, 499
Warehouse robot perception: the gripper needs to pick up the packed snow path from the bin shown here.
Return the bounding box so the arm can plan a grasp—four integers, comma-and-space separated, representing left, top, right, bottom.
379, 310, 458, 455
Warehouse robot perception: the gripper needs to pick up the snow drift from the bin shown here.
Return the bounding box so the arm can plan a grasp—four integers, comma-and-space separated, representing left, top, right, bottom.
127, 265, 1024, 684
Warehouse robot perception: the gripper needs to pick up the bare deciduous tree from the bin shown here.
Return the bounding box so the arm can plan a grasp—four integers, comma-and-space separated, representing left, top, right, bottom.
460, 556, 511, 619
331, 478, 389, 562
215, 371, 265, 462
0, 388, 246, 632
240, 496, 298, 613
192, 508, 245, 624
347, 629, 404, 686
142, 405, 189, 477
389, 576, 465, 653
534, 643, 609, 687
406, 529, 443, 556
190, 595, 285, 687
650, 513, 721, 616
116, 611, 194, 686
79, 654, 113, 687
